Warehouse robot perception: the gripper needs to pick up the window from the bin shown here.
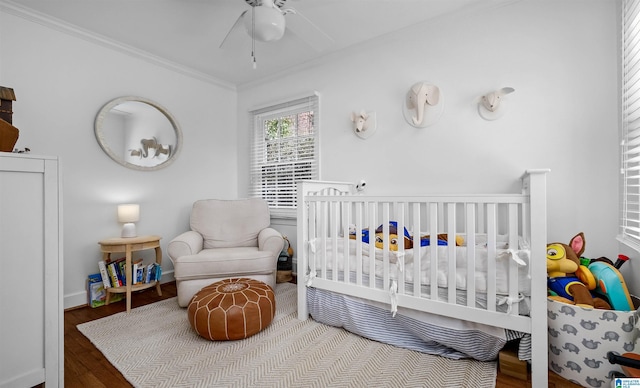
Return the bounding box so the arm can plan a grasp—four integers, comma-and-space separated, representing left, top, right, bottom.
620, 0, 640, 250
249, 93, 319, 217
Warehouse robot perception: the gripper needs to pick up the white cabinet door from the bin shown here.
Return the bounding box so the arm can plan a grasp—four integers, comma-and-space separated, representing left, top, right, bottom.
0, 155, 62, 388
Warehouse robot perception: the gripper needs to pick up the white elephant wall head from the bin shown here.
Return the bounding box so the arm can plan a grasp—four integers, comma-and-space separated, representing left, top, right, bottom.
405, 82, 441, 127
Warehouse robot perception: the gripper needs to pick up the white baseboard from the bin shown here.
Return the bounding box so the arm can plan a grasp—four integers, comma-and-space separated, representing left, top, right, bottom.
64, 291, 88, 310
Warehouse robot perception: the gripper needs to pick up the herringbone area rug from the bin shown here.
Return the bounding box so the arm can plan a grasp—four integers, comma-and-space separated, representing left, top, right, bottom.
78, 282, 497, 387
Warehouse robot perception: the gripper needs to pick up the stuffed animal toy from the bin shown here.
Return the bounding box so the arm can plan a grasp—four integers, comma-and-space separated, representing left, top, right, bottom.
547, 232, 611, 309
350, 221, 463, 251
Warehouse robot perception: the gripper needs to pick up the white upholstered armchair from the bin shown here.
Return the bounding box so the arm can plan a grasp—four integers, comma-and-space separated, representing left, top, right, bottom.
168, 198, 284, 307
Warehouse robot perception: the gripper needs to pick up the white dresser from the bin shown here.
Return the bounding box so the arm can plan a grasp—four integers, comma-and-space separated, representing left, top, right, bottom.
0, 153, 63, 387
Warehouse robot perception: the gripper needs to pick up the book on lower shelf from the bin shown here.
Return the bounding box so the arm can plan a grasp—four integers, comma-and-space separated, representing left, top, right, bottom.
107, 262, 120, 287
98, 259, 162, 290
104, 256, 125, 287
87, 273, 123, 308
155, 263, 162, 281
132, 259, 143, 285
145, 263, 154, 283
97, 260, 111, 288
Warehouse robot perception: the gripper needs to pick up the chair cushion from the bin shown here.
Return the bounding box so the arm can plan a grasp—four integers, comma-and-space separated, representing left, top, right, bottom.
190, 198, 270, 249
173, 247, 275, 281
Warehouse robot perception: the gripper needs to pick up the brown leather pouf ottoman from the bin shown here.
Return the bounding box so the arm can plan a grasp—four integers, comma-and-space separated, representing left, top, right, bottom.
188, 278, 275, 341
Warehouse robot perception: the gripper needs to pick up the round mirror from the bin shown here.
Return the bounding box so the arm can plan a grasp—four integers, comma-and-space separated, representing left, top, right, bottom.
95, 96, 183, 171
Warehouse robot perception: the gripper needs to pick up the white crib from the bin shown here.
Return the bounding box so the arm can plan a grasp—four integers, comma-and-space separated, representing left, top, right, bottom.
296, 169, 549, 387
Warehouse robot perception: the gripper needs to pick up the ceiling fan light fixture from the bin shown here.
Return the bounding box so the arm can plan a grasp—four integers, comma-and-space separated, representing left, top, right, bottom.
243, 6, 285, 42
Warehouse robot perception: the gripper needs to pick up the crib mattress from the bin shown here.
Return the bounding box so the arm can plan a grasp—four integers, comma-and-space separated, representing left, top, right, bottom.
312, 268, 531, 316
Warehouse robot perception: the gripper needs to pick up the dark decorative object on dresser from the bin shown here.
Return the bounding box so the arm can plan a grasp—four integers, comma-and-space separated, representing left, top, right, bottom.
0, 87, 18, 152
0, 86, 16, 124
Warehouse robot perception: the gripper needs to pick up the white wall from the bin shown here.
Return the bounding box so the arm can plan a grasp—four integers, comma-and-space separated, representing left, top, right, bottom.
0, 0, 625, 308
0, 10, 238, 308
237, 1, 621, 278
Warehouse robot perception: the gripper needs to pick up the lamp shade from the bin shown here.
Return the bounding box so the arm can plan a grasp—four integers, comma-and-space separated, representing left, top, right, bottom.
117, 204, 140, 223
118, 204, 139, 238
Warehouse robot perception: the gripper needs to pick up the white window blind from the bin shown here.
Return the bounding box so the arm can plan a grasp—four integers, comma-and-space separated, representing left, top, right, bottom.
621, 0, 640, 250
249, 93, 319, 217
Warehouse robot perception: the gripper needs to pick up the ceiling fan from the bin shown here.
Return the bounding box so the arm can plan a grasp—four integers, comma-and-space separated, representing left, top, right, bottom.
220, 0, 333, 67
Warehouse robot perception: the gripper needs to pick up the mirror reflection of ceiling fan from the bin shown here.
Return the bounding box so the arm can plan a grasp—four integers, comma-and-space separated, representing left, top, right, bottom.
220, 0, 334, 68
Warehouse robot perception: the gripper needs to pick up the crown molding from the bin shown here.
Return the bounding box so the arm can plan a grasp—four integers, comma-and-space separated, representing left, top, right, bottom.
236, 0, 523, 91
0, 0, 236, 91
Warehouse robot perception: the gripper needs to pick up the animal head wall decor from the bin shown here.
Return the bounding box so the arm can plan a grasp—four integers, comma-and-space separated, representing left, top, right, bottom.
403, 82, 443, 128
478, 87, 514, 121
351, 110, 369, 132
350, 110, 377, 139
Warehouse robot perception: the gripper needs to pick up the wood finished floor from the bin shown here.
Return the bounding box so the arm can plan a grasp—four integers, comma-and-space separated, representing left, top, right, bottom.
64, 281, 580, 388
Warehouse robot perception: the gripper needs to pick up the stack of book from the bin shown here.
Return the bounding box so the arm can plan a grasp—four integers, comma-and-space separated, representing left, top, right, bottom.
97, 258, 162, 289
87, 273, 123, 308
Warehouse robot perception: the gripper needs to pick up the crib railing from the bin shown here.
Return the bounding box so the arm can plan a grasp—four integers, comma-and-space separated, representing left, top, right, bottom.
303, 193, 530, 327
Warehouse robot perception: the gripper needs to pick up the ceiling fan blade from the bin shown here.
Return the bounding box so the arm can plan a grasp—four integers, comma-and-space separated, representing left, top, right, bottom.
219, 10, 247, 49
284, 8, 333, 52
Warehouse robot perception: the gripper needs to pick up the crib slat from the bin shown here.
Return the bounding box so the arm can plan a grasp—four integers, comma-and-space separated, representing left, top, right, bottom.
429, 202, 438, 300
355, 202, 363, 286
382, 203, 390, 292
447, 203, 456, 304
486, 203, 497, 312
508, 203, 519, 315
466, 203, 476, 308
368, 202, 376, 289
396, 202, 406, 295
331, 201, 339, 282
319, 201, 327, 280
412, 203, 422, 298
521, 202, 530, 242
341, 201, 350, 283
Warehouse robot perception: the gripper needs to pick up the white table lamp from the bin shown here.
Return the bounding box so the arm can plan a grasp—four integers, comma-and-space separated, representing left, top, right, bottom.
118, 204, 139, 238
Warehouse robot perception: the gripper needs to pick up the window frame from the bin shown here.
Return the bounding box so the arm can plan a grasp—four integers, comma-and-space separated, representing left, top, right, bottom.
249, 92, 320, 219
619, 0, 640, 252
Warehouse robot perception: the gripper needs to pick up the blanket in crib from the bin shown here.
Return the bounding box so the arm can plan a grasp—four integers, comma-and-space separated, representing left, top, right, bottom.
309, 235, 531, 296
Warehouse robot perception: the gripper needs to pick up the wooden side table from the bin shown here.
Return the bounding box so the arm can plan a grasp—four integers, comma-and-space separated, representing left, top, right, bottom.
98, 235, 163, 312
